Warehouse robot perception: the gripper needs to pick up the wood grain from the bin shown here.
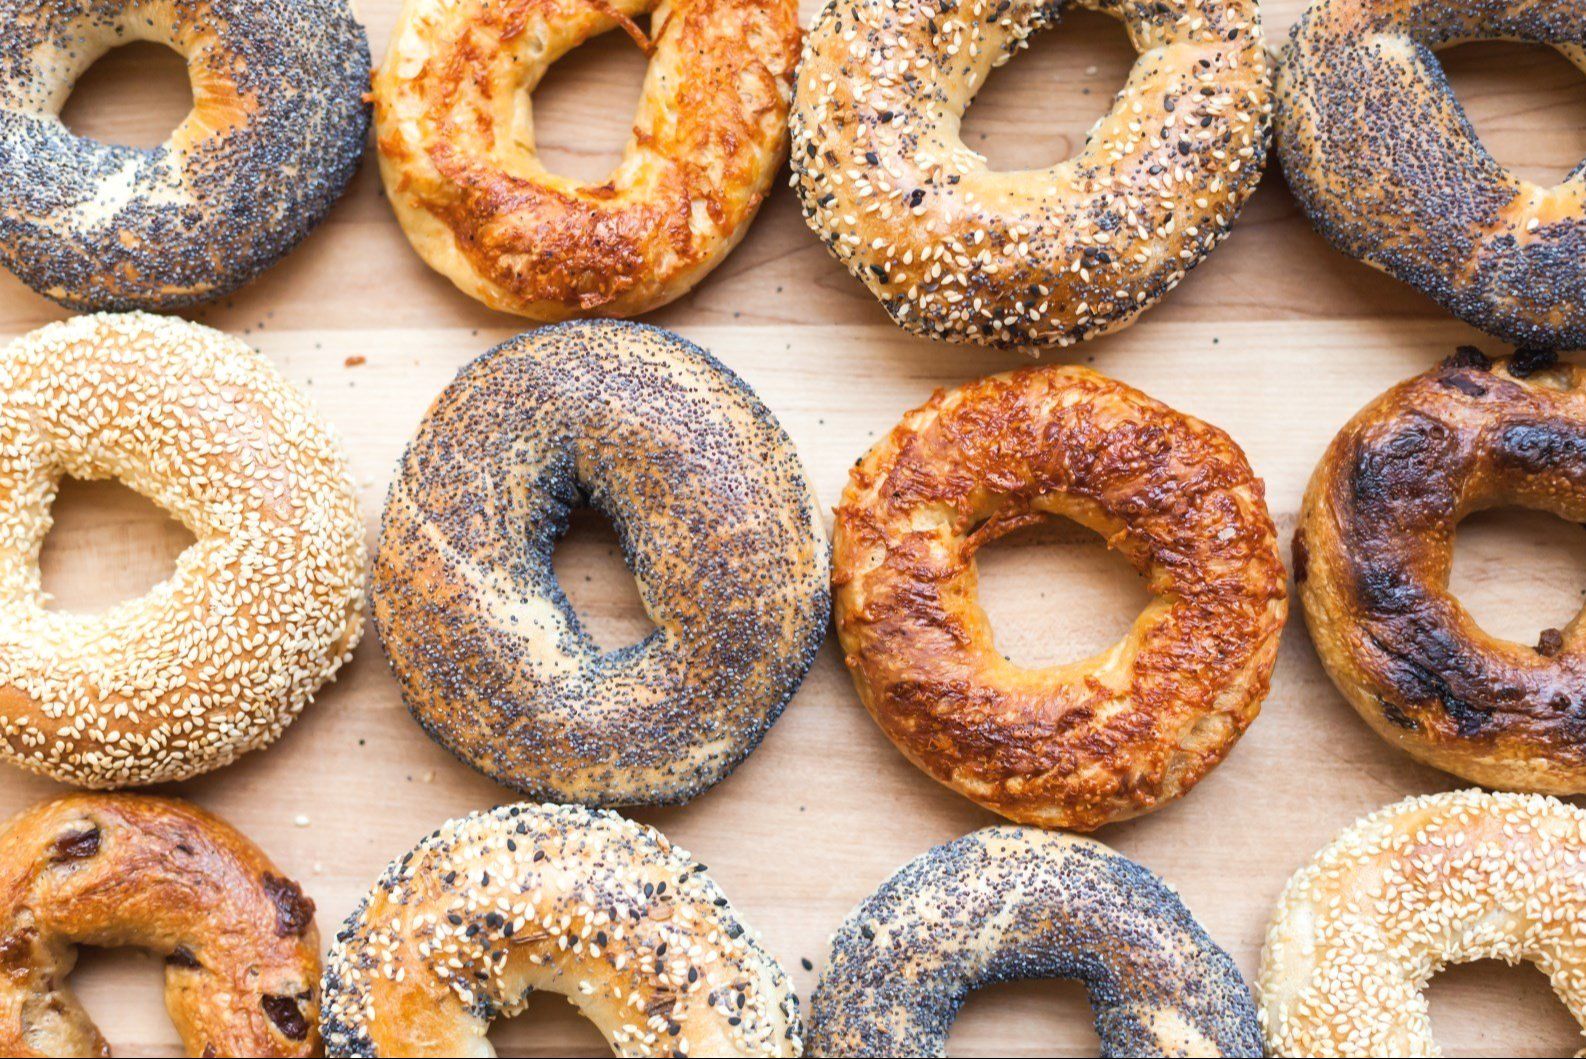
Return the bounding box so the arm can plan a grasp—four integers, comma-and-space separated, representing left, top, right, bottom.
9, 2, 1586, 1054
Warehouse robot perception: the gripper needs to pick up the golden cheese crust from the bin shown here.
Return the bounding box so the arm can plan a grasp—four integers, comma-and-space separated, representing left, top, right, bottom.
831, 365, 1287, 830
373, 0, 800, 320
0, 793, 321, 1058
1297, 348, 1586, 793
791, 0, 1271, 348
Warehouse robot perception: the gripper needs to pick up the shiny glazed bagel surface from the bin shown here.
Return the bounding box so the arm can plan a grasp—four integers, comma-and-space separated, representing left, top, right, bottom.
373, 0, 799, 320
1297, 349, 1586, 793
1277, 0, 1586, 348
831, 364, 1287, 830
790, 0, 1271, 348
0, 793, 321, 1058
322, 802, 802, 1057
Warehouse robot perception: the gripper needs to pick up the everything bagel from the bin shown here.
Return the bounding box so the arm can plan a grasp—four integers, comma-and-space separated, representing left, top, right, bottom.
373, 0, 799, 319
1297, 348, 1586, 793
372, 321, 828, 806
0, 0, 369, 311
322, 802, 801, 1057
1278, 0, 1586, 349
791, 0, 1272, 348
831, 365, 1287, 830
0, 313, 365, 788
0, 793, 321, 1058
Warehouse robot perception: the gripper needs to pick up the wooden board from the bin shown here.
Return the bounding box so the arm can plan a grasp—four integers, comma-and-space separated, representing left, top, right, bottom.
6, 2, 1586, 1054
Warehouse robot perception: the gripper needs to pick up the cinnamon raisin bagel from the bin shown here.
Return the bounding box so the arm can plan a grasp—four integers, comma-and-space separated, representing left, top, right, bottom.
1277, 0, 1586, 349
372, 321, 828, 806
0, 313, 366, 788
1297, 347, 1586, 793
372, 0, 799, 320
0, 793, 321, 1058
322, 802, 801, 1057
1259, 789, 1586, 1057
831, 365, 1287, 830
790, 0, 1272, 349
0, 0, 370, 311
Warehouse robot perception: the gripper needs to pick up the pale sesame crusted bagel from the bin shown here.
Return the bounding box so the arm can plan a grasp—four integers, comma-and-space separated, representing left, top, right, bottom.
1258, 789, 1586, 1057
372, 321, 828, 806
0, 793, 322, 1058
322, 802, 803, 1058
372, 0, 799, 320
0, 313, 366, 787
807, 826, 1262, 1056
1277, 0, 1586, 349
790, 0, 1272, 349
0, 0, 370, 312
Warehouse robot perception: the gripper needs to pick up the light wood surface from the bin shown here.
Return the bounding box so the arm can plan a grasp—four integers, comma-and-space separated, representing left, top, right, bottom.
9, 2, 1586, 1054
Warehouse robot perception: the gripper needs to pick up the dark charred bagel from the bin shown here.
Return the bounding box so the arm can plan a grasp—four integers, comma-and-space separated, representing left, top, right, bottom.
790, 0, 1273, 349
807, 826, 1263, 1057
831, 364, 1287, 830
372, 321, 829, 806
0, 0, 370, 311
1297, 347, 1586, 793
1277, 0, 1586, 349
0, 793, 321, 1058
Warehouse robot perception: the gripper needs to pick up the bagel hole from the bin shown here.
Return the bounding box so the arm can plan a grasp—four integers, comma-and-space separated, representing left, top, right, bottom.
956, 7, 1135, 172
550, 506, 656, 653
974, 517, 1152, 670
486, 989, 610, 1056
65, 946, 170, 1053
945, 977, 1099, 1057
528, 20, 651, 184
1448, 506, 1586, 649
1426, 958, 1580, 1056
39, 477, 194, 614
60, 42, 192, 151
1439, 41, 1586, 187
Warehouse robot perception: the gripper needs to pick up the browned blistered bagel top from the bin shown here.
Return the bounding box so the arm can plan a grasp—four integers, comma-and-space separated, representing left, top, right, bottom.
832, 364, 1287, 830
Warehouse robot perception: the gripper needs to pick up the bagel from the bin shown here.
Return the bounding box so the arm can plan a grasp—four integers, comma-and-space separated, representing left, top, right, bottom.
372, 320, 828, 806
322, 802, 801, 1057
0, 313, 365, 787
372, 0, 799, 320
807, 826, 1262, 1057
0, 792, 321, 1058
1296, 348, 1586, 793
790, 0, 1272, 348
831, 364, 1286, 829
1277, 0, 1586, 349
1259, 789, 1586, 1057
0, 0, 369, 311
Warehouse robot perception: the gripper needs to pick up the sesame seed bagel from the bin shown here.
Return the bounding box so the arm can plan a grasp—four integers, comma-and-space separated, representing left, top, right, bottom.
372, 321, 828, 806
831, 364, 1287, 830
1296, 348, 1586, 794
1277, 0, 1586, 349
807, 826, 1262, 1056
1259, 789, 1586, 1057
372, 0, 799, 320
0, 0, 370, 312
0, 792, 321, 1058
322, 802, 802, 1058
790, 0, 1272, 349
0, 313, 366, 787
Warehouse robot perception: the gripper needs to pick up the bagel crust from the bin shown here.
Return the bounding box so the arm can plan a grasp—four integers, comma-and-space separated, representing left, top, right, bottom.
0, 793, 322, 1058
322, 803, 802, 1057
790, 0, 1272, 348
1298, 349, 1586, 793
0, 313, 366, 787
1259, 789, 1586, 1057
831, 365, 1287, 830
1277, 0, 1586, 349
809, 827, 1263, 1057
373, 0, 799, 320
